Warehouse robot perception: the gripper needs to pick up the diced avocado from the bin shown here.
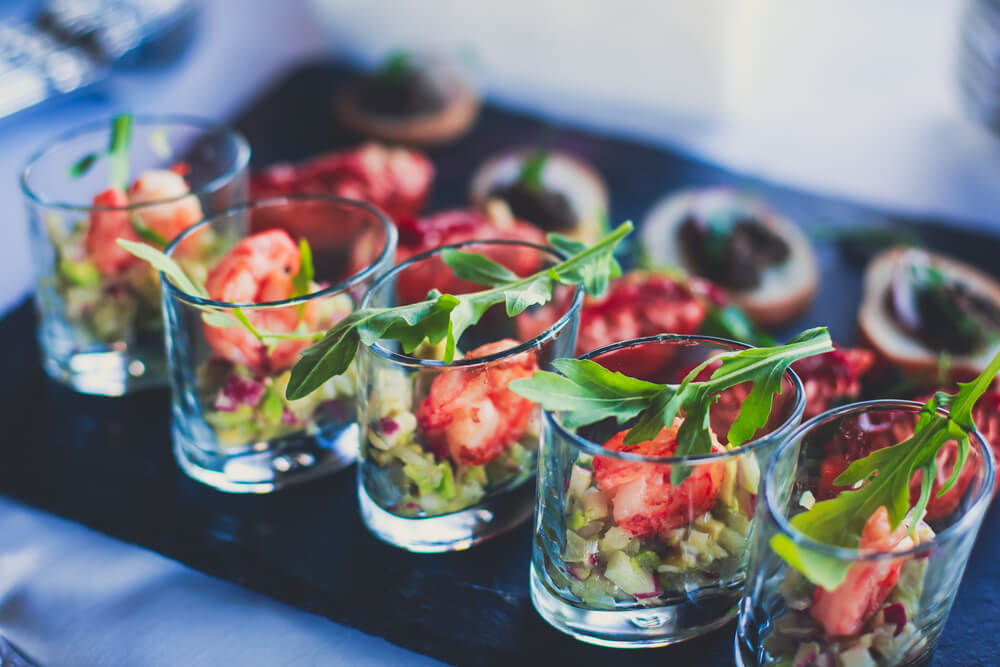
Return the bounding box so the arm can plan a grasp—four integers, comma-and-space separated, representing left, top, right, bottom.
634, 549, 661, 570
718, 526, 747, 556
623, 537, 641, 556
837, 646, 877, 667
402, 461, 442, 497
458, 465, 487, 487
738, 454, 760, 492
568, 464, 593, 500
719, 457, 738, 506
59, 258, 101, 286
564, 530, 598, 563
437, 463, 456, 499
580, 488, 609, 520
599, 526, 633, 555
259, 388, 284, 425
694, 514, 726, 539
568, 508, 588, 531
604, 551, 658, 597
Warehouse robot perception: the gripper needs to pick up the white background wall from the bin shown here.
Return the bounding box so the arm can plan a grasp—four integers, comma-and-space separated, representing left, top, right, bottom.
312, 0, 1000, 229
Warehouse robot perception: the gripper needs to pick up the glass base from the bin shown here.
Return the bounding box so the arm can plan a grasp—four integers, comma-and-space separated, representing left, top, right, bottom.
358, 477, 535, 552
173, 421, 359, 493
530, 564, 738, 648
43, 347, 166, 396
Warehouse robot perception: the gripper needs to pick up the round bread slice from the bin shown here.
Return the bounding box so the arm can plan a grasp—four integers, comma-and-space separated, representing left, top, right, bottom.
641, 187, 818, 328
858, 246, 1000, 381
335, 79, 480, 146
469, 148, 609, 245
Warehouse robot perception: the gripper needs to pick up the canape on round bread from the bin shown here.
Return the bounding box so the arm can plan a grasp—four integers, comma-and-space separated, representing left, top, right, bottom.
858, 247, 1000, 382
335, 54, 479, 146
640, 187, 817, 328
469, 148, 609, 245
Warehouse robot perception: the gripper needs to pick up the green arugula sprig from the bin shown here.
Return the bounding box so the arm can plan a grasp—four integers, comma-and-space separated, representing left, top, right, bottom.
771, 350, 1000, 590
68, 114, 133, 190
518, 150, 548, 191
508, 327, 833, 484
284, 223, 631, 401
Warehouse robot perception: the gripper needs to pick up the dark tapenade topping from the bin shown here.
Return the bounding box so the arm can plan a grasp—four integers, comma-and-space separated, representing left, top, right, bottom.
358, 52, 449, 116
889, 261, 1000, 354
488, 151, 576, 232
678, 211, 790, 290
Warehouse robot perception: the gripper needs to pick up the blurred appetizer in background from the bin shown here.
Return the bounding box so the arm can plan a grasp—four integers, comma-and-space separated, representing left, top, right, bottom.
860, 247, 1000, 384
335, 51, 480, 145
470, 148, 608, 245
250, 143, 434, 226
641, 187, 818, 327
393, 204, 545, 305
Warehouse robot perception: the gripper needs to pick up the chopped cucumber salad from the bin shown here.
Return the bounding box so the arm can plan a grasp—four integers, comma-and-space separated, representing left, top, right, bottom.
549, 452, 758, 609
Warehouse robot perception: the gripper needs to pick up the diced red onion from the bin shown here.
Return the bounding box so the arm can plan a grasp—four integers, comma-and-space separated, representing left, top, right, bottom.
379, 417, 399, 435
883, 602, 907, 636
214, 375, 266, 411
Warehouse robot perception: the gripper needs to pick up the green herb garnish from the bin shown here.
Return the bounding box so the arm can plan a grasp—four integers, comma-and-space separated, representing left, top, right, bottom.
129, 214, 169, 247
771, 350, 1000, 590
66, 113, 133, 189
283, 223, 631, 401
108, 114, 132, 191
518, 150, 548, 191
291, 238, 315, 297
374, 51, 413, 88
508, 327, 833, 484
700, 303, 774, 346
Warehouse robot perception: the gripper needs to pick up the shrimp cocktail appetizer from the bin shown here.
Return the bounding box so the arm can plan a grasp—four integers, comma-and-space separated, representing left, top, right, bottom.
21, 115, 249, 395
737, 353, 1000, 667
121, 196, 396, 492
280, 223, 632, 551
511, 330, 832, 646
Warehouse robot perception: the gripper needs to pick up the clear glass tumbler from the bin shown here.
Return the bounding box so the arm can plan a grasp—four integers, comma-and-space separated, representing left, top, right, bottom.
163, 195, 397, 493
356, 240, 583, 552
736, 400, 995, 667
21, 115, 250, 395
530, 335, 806, 647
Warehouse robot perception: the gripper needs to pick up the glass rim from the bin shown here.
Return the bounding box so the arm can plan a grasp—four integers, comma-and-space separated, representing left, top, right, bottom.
20, 113, 251, 212
764, 398, 996, 563
544, 334, 807, 465
359, 238, 584, 369
163, 194, 398, 309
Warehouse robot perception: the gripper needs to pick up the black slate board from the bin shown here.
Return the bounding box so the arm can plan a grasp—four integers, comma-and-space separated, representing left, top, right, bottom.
3, 62, 1000, 667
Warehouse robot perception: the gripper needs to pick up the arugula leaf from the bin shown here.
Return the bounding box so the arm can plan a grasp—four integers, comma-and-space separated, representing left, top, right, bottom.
518, 150, 548, 190
700, 304, 774, 346
440, 248, 520, 287
67, 153, 100, 179
772, 349, 1000, 589
508, 359, 663, 429
547, 232, 621, 297
66, 113, 134, 184
291, 238, 315, 297
509, 327, 833, 480
128, 214, 169, 247
284, 222, 634, 400
374, 50, 412, 88
108, 113, 132, 191
116, 239, 206, 297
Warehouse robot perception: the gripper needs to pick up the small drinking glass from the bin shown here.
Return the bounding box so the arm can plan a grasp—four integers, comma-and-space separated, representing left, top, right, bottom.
21, 115, 250, 396
356, 240, 583, 552
530, 335, 806, 647
736, 400, 995, 667
163, 195, 396, 493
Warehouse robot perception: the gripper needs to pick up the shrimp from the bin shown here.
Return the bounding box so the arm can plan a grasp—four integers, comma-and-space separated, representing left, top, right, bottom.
129, 169, 204, 245
85, 170, 203, 277
203, 229, 315, 374
85, 187, 140, 276
593, 419, 727, 537
416, 339, 538, 466
810, 506, 913, 637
